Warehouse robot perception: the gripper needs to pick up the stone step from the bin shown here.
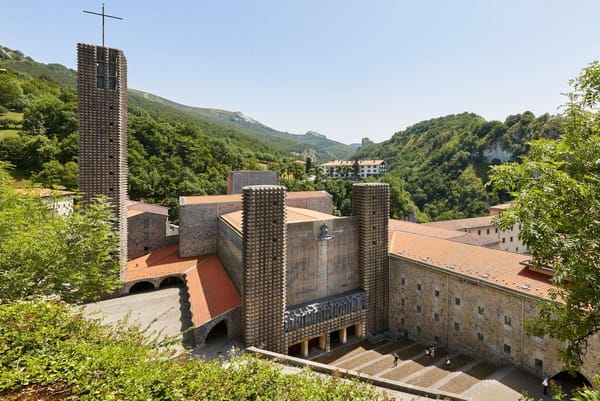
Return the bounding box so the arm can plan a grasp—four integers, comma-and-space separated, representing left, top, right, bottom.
430, 357, 484, 390
351, 341, 421, 374
461, 365, 516, 399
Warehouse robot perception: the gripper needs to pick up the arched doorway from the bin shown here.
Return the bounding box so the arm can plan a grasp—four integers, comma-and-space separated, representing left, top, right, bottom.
129, 281, 155, 294
205, 320, 228, 344
551, 371, 592, 397
159, 276, 184, 288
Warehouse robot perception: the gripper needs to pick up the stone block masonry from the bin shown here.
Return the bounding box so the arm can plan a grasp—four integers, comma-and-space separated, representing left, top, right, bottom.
242, 185, 287, 353
352, 183, 390, 335
77, 43, 128, 279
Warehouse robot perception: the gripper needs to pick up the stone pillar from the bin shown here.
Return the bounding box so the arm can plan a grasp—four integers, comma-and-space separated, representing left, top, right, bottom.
301, 340, 309, 357
242, 185, 287, 353
319, 334, 327, 351
353, 183, 390, 335
356, 322, 363, 338
340, 326, 348, 344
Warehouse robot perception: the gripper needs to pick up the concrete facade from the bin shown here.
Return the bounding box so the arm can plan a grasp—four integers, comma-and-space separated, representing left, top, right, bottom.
227, 171, 278, 194
286, 218, 359, 306
77, 43, 128, 277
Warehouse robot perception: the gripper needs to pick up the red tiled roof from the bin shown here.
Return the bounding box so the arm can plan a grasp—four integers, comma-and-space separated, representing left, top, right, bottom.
221, 206, 336, 233
389, 231, 553, 300
389, 219, 499, 247
423, 215, 495, 231
127, 200, 169, 216
125, 245, 240, 326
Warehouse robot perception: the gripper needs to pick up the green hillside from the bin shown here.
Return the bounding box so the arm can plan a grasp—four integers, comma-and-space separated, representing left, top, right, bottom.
130, 89, 355, 161
354, 112, 561, 220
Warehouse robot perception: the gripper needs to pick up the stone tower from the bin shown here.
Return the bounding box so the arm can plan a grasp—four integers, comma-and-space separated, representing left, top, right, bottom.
353, 183, 390, 335
242, 185, 287, 353
77, 43, 128, 277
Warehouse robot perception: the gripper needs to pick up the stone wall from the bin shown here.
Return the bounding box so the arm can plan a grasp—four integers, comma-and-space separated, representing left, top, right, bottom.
128, 212, 178, 260
217, 218, 244, 294
227, 171, 278, 194
286, 218, 359, 306
388, 255, 599, 381
286, 193, 333, 214
193, 306, 242, 346
179, 200, 241, 257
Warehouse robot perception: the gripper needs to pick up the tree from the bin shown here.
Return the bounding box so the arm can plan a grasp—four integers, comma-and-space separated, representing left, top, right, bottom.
490, 61, 600, 373
305, 157, 312, 174
0, 163, 120, 303
0, 74, 23, 110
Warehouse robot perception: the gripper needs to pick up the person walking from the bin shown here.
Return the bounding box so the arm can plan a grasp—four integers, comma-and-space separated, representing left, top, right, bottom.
392, 352, 399, 367
445, 357, 451, 370
542, 377, 549, 394
430, 345, 435, 359
425, 347, 430, 358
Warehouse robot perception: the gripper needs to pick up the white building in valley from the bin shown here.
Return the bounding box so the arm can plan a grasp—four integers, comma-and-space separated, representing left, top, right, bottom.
319, 160, 386, 179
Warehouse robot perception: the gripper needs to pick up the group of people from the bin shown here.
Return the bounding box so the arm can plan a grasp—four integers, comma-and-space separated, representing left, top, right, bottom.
391, 345, 451, 370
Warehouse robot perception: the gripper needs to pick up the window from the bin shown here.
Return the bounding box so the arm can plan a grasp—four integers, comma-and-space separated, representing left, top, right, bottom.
455, 297, 461, 306
478, 306, 484, 315
434, 289, 440, 298
510, 237, 514, 242
454, 322, 460, 331
495, 228, 498, 233
504, 316, 512, 326
401, 277, 405, 286
516, 247, 519, 252
417, 283, 422, 291
143, 246, 149, 252
416, 305, 421, 313
477, 230, 481, 235
503, 344, 511, 354
477, 332, 484, 342
434, 313, 440, 321
108, 50, 118, 90
502, 238, 506, 243
401, 298, 405, 306
535, 358, 543, 369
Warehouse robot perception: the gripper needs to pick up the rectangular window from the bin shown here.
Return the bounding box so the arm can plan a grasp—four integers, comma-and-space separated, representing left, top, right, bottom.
503, 344, 511, 354
535, 358, 543, 369
434, 313, 439, 321
487, 229, 490, 235
477, 230, 481, 235
495, 228, 498, 233
510, 237, 514, 242
434, 289, 440, 297
401, 298, 405, 306
478, 306, 484, 315
502, 238, 506, 243
401, 277, 405, 286
504, 316, 512, 326
416, 305, 421, 313
417, 283, 422, 291
477, 332, 484, 342
454, 322, 460, 331
455, 297, 461, 306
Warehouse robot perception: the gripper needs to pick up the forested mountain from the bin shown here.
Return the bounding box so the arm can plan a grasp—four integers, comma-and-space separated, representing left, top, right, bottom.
132, 90, 355, 161
355, 112, 561, 220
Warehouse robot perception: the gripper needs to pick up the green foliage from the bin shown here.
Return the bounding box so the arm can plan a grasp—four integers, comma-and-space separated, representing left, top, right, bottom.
355, 112, 561, 221
0, 167, 120, 303
22, 93, 77, 139
490, 61, 600, 373
0, 74, 23, 110
0, 300, 390, 400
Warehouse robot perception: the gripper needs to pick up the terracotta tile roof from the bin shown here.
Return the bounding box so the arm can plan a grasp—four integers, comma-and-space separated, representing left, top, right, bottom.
221, 206, 336, 233
181, 191, 330, 205
490, 203, 511, 211
388, 219, 499, 247
125, 245, 240, 327
185, 256, 241, 326
127, 209, 145, 218
389, 231, 553, 299
127, 200, 169, 216
423, 215, 495, 231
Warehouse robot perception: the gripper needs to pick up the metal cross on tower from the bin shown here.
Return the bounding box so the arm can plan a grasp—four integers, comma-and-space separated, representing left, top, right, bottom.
83, 3, 123, 47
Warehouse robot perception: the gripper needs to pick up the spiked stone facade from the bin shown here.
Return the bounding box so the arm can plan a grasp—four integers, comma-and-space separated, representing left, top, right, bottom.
242, 185, 287, 353
353, 183, 390, 335
77, 43, 128, 277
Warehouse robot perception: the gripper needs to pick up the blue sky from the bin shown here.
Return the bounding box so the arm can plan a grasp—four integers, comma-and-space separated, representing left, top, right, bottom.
2, 1, 599, 144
